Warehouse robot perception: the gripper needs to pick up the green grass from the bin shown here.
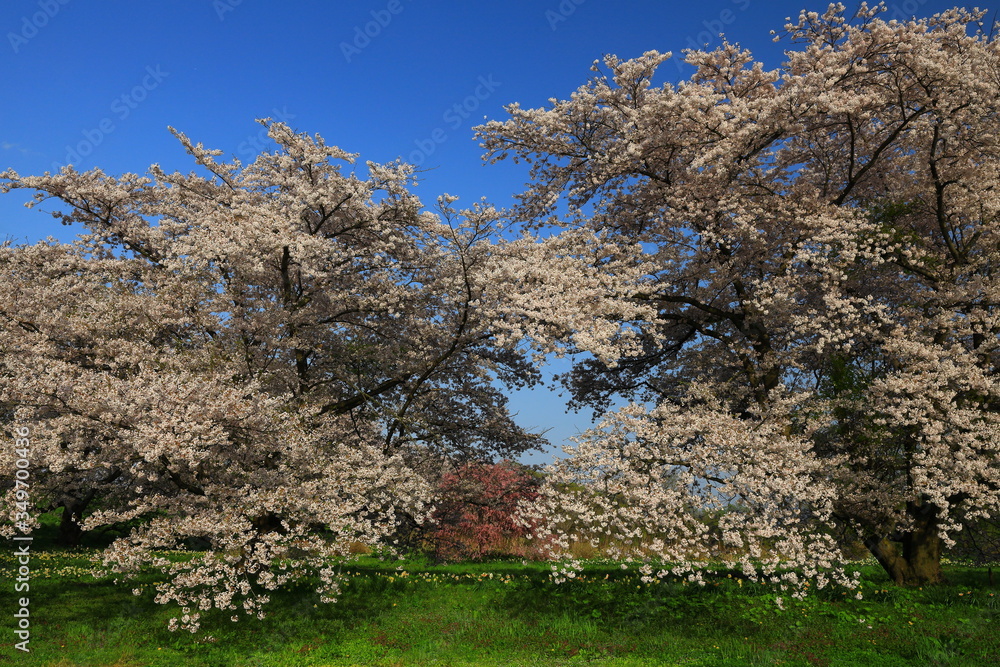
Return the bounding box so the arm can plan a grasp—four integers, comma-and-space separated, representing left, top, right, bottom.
1, 550, 998, 666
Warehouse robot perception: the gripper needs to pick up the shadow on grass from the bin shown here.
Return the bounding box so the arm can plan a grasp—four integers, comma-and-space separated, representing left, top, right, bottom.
6, 553, 998, 666
10, 563, 416, 666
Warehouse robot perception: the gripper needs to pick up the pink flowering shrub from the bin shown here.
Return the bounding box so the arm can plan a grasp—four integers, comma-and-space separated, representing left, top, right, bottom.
427, 460, 544, 562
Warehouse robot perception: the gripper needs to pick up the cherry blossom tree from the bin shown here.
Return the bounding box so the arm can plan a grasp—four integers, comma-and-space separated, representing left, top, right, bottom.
0, 121, 544, 630
478, 4, 1000, 588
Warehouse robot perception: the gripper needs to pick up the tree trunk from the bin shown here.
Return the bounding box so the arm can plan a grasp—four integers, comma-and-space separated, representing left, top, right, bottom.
55, 469, 120, 547
864, 511, 945, 586
57, 493, 94, 547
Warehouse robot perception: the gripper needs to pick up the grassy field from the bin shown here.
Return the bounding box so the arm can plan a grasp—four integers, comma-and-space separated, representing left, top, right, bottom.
1, 546, 998, 666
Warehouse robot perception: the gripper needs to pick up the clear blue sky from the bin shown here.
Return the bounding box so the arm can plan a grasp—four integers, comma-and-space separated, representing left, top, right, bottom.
0, 0, 980, 464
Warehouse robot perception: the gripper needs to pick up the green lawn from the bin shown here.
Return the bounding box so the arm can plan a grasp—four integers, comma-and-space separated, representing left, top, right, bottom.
1, 549, 998, 666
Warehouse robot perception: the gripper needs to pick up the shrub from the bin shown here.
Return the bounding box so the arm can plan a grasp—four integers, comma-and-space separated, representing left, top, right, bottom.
427, 460, 544, 562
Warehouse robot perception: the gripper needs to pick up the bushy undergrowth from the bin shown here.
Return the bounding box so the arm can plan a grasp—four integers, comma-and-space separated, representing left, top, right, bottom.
424, 460, 546, 563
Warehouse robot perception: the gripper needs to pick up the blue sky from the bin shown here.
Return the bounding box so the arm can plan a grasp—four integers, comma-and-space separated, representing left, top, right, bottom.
0, 0, 981, 464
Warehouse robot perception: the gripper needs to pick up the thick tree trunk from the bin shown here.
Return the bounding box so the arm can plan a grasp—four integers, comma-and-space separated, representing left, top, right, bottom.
864, 511, 945, 585
55, 469, 120, 547
57, 493, 94, 547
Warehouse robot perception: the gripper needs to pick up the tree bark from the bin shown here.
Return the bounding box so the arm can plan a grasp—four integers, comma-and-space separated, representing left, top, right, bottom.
57, 492, 95, 547
864, 510, 945, 585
